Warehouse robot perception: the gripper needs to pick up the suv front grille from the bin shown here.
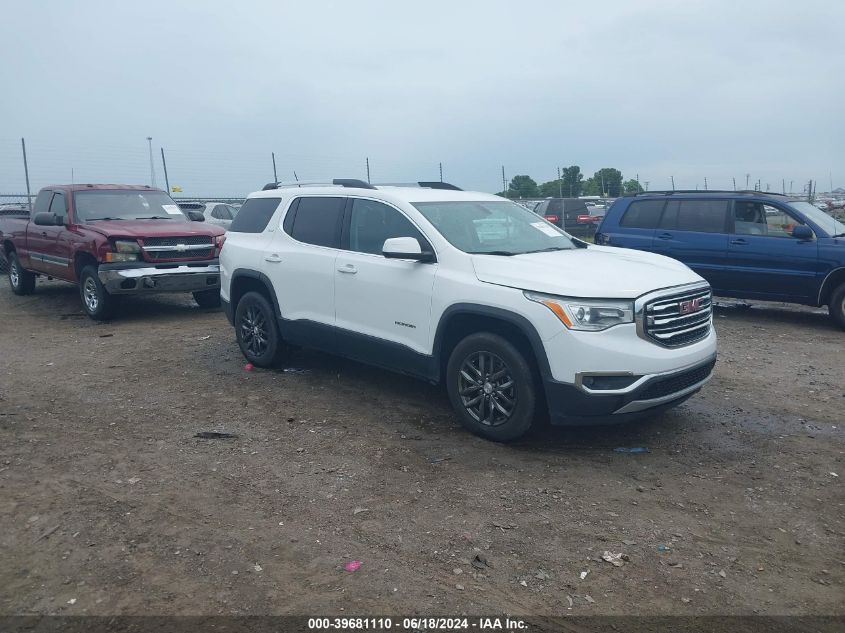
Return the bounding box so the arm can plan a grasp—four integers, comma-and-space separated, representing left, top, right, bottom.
142, 236, 214, 261
639, 360, 716, 400
641, 286, 712, 348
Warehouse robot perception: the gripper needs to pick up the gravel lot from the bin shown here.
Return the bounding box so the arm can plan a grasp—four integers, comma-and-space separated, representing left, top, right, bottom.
0, 279, 842, 617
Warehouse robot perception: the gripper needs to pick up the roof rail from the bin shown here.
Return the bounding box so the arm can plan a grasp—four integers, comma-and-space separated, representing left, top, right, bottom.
376, 181, 463, 191
262, 179, 376, 191
632, 189, 786, 197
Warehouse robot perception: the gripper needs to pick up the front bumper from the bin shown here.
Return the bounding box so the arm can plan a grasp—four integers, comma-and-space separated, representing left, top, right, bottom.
545, 356, 716, 426
98, 261, 220, 294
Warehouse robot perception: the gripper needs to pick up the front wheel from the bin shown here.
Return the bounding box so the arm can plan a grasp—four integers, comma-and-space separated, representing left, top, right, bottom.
8, 251, 36, 295
446, 332, 537, 442
79, 265, 116, 320
234, 291, 285, 367
829, 283, 845, 330
193, 289, 221, 308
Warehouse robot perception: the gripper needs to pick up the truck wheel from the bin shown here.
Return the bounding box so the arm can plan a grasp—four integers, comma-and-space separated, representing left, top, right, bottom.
446, 332, 537, 442
235, 291, 285, 367
8, 251, 36, 295
193, 289, 221, 309
829, 283, 845, 330
79, 265, 115, 320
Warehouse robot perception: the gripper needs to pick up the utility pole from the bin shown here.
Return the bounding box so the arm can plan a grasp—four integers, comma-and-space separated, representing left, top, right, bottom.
600, 172, 606, 197
272, 152, 278, 184
20, 137, 32, 212
782, 179, 785, 195
160, 148, 171, 195
501, 166, 507, 195
745, 174, 750, 190
704, 177, 708, 191
670, 175, 675, 190
644, 181, 649, 192
636, 173, 640, 193
366, 157, 370, 183
146, 137, 156, 187
789, 180, 793, 195
557, 166, 562, 198
439, 162, 443, 182
732, 177, 736, 191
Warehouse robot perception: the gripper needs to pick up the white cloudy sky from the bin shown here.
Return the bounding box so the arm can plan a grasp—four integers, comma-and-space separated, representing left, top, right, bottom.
1, 0, 843, 196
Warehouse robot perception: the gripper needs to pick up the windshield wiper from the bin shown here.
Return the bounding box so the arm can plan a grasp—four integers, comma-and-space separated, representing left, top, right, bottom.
522, 246, 569, 254
469, 250, 518, 256
832, 233, 845, 238
86, 217, 126, 221
136, 216, 174, 220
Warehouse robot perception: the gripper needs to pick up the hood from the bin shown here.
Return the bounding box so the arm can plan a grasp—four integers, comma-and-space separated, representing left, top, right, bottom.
472, 245, 704, 299
84, 219, 225, 239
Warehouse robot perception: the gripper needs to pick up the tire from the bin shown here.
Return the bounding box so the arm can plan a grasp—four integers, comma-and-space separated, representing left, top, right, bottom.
8, 251, 36, 296
193, 289, 221, 308
234, 291, 285, 367
829, 283, 845, 331
446, 332, 537, 442
79, 265, 116, 320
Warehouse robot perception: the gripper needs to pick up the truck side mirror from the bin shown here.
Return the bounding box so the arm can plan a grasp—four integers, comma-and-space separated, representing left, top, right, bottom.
186, 210, 205, 222
792, 225, 813, 240
33, 212, 61, 226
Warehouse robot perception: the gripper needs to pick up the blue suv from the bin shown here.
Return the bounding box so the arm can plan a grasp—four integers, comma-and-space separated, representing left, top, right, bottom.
595, 191, 845, 329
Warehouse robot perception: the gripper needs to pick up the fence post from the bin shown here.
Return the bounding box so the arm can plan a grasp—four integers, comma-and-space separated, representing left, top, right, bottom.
21, 138, 32, 212
160, 148, 171, 195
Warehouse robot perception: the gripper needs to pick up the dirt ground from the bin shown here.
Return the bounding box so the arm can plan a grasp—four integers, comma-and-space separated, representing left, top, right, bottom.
0, 278, 842, 618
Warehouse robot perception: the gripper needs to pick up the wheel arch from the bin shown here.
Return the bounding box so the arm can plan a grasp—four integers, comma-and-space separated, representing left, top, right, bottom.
818, 267, 845, 306
229, 269, 282, 317
73, 251, 98, 280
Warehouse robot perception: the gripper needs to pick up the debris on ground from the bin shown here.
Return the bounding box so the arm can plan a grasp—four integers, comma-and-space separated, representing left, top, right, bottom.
534, 570, 550, 580
601, 551, 625, 567
244, 363, 254, 371
33, 524, 61, 543
253, 564, 262, 572
194, 431, 238, 440
344, 560, 362, 572
198, 335, 211, 340
127, 477, 141, 485
428, 456, 452, 464
471, 554, 489, 570
519, 580, 528, 587
614, 447, 649, 454
453, 568, 462, 575
455, 584, 464, 591
352, 507, 370, 515
658, 544, 671, 552
283, 367, 310, 374
67, 598, 76, 605
584, 594, 595, 604
580, 570, 590, 580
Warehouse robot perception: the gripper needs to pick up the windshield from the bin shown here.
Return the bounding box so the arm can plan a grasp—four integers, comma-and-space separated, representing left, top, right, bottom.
74, 190, 188, 222
412, 200, 578, 255
788, 201, 845, 237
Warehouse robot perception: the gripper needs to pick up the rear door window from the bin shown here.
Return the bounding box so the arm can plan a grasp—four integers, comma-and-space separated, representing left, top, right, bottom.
287, 197, 345, 248
620, 200, 664, 228
228, 197, 281, 233
660, 200, 727, 233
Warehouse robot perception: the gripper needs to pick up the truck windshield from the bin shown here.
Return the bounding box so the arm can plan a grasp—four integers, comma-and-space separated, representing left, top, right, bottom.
411, 200, 578, 255
74, 190, 188, 222
788, 201, 845, 237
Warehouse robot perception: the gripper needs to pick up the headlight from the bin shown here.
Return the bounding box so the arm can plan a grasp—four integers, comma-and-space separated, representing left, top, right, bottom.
105, 240, 140, 262
525, 291, 634, 331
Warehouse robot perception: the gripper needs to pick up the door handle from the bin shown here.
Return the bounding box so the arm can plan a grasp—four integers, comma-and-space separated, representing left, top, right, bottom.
656, 232, 673, 240
264, 254, 282, 263
41, 231, 48, 238
730, 238, 748, 246
337, 264, 357, 274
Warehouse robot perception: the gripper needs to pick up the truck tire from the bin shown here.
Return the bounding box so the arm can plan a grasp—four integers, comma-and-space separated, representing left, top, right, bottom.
446, 332, 537, 442
193, 289, 221, 308
829, 283, 845, 331
8, 251, 36, 295
79, 265, 116, 320
234, 291, 285, 367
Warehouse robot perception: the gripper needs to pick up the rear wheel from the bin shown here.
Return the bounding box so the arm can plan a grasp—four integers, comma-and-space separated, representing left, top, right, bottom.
193, 289, 221, 308
446, 332, 537, 442
234, 291, 285, 366
8, 251, 35, 295
829, 283, 845, 330
79, 265, 116, 320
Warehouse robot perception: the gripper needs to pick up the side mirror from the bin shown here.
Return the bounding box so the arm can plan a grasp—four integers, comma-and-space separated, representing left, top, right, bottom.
792, 225, 813, 240
186, 210, 205, 222
382, 237, 434, 262
33, 212, 62, 226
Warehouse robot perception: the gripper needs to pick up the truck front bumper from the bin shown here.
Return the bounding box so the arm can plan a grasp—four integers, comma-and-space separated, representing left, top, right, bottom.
98, 261, 220, 294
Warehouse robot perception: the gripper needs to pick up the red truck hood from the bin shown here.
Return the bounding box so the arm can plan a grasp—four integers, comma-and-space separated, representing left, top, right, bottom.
83, 219, 225, 239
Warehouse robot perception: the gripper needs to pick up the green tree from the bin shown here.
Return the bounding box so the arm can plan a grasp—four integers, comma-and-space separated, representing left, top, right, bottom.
539, 166, 583, 198
592, 168, 623, 197
505, 175, 539, 199
623, 178, 643, 194
538, 179, 563, 198
582, 177, 601, 196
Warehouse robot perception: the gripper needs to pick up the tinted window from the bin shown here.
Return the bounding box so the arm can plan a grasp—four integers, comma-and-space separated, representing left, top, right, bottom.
288, 197, 345, 248
734, 202, 805, 238
620, 200, 664, 228
211, 204, 232, 220
229, 197, 281, 233
49, 192, 67, 222
34, 190, 52, 214
659, 200, 727, 233
348, 199, 427, 255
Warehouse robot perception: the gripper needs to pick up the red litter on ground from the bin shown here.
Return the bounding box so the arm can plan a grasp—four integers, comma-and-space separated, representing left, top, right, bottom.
244, 363, 254, 371
344, 560, 362, 572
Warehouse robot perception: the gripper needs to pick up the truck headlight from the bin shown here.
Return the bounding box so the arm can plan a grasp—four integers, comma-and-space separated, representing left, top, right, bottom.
105, 240, 141, 262
524, 291, 634, 331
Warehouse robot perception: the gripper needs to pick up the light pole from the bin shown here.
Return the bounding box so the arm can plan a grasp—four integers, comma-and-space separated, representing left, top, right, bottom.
146, 137, 156, 187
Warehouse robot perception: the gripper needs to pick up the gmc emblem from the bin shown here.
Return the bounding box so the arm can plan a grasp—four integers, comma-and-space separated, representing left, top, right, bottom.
679, 298, 703, 315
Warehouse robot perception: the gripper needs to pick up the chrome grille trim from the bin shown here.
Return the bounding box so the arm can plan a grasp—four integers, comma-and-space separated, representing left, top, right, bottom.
635, 282, 713, 348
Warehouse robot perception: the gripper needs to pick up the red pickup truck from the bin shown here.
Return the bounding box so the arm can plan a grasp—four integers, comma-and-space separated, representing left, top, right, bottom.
0, 184, 225, 319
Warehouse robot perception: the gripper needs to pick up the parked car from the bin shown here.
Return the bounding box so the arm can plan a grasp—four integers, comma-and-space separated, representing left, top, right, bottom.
0, 184, 225, 319
595, 191, 845, 328
220, 179, 717, 441
177, 201, 239, 230
533, 198, 596, 237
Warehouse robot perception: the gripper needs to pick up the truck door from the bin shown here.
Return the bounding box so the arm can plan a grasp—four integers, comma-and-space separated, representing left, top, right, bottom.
26, 190, 71, 276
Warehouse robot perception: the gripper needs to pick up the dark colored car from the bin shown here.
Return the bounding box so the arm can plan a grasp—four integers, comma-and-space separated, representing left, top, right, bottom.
595, 191, 845, 328
533, 198, 595, 237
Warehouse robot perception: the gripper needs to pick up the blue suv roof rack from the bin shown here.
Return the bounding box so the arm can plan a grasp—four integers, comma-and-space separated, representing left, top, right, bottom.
632, 190, 786, 197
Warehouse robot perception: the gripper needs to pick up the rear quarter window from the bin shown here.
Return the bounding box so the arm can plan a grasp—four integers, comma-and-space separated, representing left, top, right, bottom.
228, 197, 282, 233
620, 200, 665, 228
661, 200, 728, 233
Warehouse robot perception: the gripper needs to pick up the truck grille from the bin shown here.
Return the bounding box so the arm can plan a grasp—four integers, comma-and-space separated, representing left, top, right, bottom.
142, 236, 214, 261
641, 286, 712, 347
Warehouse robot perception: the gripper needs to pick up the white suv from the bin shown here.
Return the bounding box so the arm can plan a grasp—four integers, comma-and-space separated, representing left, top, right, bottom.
220, 180, 717, 441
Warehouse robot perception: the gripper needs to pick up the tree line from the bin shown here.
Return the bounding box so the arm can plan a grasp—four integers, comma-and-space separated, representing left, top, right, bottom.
497, 166, 643, 199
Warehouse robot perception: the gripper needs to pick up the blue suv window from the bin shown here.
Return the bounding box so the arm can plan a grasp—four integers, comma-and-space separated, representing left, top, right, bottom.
659, 200, 727, 233
620, 200, 665, 228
